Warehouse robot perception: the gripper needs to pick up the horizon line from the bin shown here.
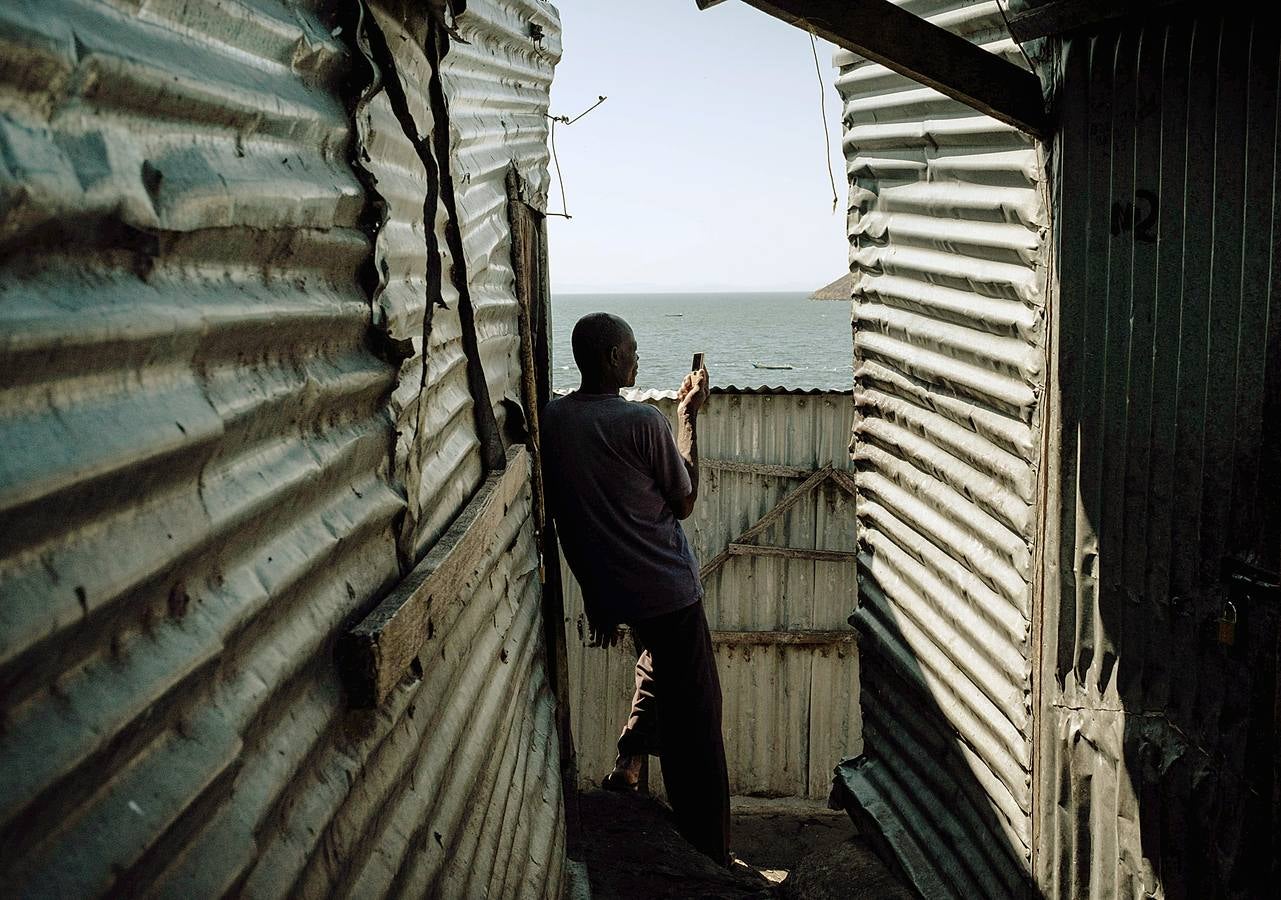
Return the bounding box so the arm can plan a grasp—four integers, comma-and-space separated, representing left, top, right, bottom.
549, 288, 821, 296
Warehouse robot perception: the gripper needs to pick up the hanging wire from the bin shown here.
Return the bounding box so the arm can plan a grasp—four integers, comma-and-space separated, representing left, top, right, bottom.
547, 117, 569, 219
995, 0, 1034, 72
545, 95, 607, 219
808, 30, 840, 213
559, 94, 607, 125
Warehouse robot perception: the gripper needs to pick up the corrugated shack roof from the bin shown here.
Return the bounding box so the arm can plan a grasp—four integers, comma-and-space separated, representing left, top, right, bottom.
626, 386, 853, 400
554, 386, 853, 401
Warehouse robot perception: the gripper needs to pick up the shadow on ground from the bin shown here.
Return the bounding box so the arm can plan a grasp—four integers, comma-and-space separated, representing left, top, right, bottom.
575, 790, 912, 899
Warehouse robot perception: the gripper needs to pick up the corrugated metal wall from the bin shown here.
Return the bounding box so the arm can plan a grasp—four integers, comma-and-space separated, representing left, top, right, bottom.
0, 1, 566, 896
1038, 7, 1281, 898
357, 0, 477, 561
832, 1, 1048, 896
443, 0, 556, 435
564, 389, 861, 801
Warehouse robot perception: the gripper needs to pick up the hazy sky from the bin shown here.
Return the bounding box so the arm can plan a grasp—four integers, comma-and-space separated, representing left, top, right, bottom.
545, 1, 848, 294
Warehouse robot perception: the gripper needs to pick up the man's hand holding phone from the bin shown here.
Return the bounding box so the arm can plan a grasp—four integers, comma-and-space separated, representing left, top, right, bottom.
678, 352, 709, 416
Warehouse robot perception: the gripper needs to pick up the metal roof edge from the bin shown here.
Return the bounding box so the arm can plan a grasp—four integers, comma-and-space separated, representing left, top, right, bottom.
553, 386, 854, 400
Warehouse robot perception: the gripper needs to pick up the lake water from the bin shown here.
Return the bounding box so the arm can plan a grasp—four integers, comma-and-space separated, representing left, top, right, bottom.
549, 292, 853, 393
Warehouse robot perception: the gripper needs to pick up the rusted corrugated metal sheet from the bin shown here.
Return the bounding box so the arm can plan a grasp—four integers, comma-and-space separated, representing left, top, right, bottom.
351, 0, 558, 563
565, 391, 861, 801
1037, 9, 1281, 898
833, 1, 1048, 895
0, 1, 565, 896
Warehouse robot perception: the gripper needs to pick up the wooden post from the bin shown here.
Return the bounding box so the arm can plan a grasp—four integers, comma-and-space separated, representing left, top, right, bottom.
506, 168, 579, 849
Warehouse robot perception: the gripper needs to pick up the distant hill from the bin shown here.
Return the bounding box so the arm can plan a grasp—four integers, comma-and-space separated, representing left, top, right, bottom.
810, 272, 855, 300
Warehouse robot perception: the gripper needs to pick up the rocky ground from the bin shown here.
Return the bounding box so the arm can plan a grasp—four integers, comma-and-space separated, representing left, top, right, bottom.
572, 790, 913, 899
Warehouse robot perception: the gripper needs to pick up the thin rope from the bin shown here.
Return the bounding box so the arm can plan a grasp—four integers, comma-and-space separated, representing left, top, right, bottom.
545, 95, 607, 219
809, 31, 840, 213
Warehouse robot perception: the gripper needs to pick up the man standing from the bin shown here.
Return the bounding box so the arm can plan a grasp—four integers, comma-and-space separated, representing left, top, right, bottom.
541, 312, 730, 867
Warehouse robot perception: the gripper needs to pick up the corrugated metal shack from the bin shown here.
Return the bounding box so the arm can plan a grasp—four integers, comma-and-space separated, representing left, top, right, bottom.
754, 0, 1279, 897
832, 3, 1047, 896
5, 0, 1280, 897
0, 1, 569, 897
1030, 4, 1280, 897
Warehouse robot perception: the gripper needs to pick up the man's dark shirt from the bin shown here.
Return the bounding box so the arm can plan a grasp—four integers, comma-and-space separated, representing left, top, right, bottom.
542, 392, 702, 625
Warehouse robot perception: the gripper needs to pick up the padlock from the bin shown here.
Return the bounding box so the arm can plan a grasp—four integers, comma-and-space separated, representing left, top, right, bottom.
1217, 601, 1237, 646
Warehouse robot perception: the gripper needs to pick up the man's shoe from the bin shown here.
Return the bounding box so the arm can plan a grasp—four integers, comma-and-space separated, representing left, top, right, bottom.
601, 754, 642, 791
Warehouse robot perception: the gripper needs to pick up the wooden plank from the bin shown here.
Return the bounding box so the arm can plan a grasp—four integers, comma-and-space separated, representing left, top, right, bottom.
728, 0, 1047, 136
728, 543, 857, 563
341, 445, 529, 706
703, 458, 813, 478
735, 466, 833, 545
506, 170, 580, 843
594, 626, 855, 646
711, 630, 857, 646
829, 468, 859, 498
699, 466, 834, 581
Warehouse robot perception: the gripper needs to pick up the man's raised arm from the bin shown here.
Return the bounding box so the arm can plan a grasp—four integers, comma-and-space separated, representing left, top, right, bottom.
671, 366, 709, 520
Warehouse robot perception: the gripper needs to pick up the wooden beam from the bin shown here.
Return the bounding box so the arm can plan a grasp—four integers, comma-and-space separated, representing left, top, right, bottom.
735, 466, 834, 545
829, 468, 859, 498
699, 466, 833, 580
703, 458, 814, 478
341, 445, 529, 706
594, 625, 856, 646
711, 629, 857, 646
728, 543, 857, 562
713, 0, 1047, 137
507, 170, 578, 817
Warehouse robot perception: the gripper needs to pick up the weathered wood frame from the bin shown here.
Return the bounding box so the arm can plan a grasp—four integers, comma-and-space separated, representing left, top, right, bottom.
505, 169, 582, 846
712, 629, 856, 646
699, 464, 859, 580
505, 170, 575, 773
341, 445, 530, 707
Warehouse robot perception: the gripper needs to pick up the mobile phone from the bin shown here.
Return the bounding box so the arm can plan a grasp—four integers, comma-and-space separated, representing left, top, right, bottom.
691, 352, 705, 371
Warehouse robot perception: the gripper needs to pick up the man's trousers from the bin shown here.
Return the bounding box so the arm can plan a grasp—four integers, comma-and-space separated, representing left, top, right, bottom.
617, 599, 730, 867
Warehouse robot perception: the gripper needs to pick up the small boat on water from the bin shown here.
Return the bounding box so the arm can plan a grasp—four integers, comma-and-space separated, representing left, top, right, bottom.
752, 363, 794, 370
664, 313, 684, 317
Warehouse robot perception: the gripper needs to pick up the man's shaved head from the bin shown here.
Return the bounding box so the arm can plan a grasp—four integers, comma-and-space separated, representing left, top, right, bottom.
572, 312, 635, 382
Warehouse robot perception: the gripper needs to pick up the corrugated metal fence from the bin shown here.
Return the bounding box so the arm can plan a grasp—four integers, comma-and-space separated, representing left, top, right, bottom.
0, 1, 566, 896
564, 389, 862, 802
1038, 7, 1281, 897
832, 1, 1048, 896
